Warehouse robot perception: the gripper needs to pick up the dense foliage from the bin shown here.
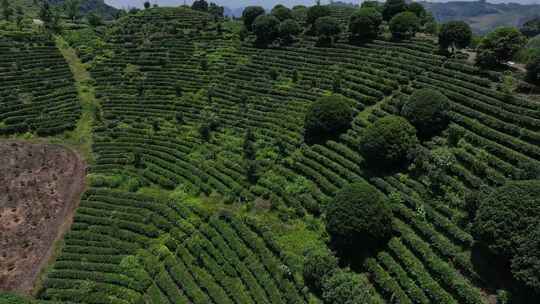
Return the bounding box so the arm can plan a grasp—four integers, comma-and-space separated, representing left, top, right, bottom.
315, 16, 341, 45
401, 88, 450, 138
359, 116, 419, 167
526, 56, 540, 85
303, 250, 339, 295
349, 7, 382, 41
304, 94, 353, 144
382, 0, 408, 21
521, 17, 540, 38
439, 21, 472, 53
476, 27, 527, 67
242, 6, 265, 31
389, 12, 420, 39
271, 4, 292, 21
252, 14, 280, 46
322, 269, 372, 303
306, 5, 331, 29
325, 181, 393, 249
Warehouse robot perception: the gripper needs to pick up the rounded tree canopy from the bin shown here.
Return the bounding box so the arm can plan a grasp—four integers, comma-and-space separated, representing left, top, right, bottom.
382, 0, 408, 21
401, 88, 450, 138
279, 19, 302, 42
271, 4, 292, 21
306, 5, 331, 26
439, 21, 472, 51
304, 94, 354, 144
322, 269, 372, 304
477, 26, 527, 66
389, 11, 420, 39
349, 7, 383, 41
512, 224, 540, 293
474, 180, 540, 259
315, 16, 341, 39
359, 115, 419, 167
325, 180, 393, 247
242, 6, 265, 30
252, 15, 280, 45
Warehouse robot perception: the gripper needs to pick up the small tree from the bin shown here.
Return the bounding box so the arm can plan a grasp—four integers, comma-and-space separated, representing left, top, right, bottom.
439, 21, 472, 53
242, 6, 265, 31
252, 15, 280, 46
64, 0, 80, 22
326, 180, 393, 249
359, 115, 419, 167
191, 0, 209, 11
243, 128, 256, 160
174, 81, 183, 97
279, 19, 301, 44
303, 250, 338, 296
382, 0, 407, 21
271, 4, 292, 21
322, 269, 372, 304
389, 12, 420, 40
143, 1, 151, 9
304, 94, 354, 144
315, 16, 341, 46
476, 27, 527, 67
401, 88, 450, 138
526, 55, 540, 85
349, 7, 382, 41
87, 12, 102, 27
291, 5, 308, 22
15, 6, 23, 28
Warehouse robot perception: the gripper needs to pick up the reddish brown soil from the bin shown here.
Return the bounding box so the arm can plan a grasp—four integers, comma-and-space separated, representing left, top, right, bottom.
0, 141, 86, 294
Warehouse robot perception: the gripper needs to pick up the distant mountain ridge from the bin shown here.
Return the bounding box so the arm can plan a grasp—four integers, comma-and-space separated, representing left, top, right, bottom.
421, 1, 540, 34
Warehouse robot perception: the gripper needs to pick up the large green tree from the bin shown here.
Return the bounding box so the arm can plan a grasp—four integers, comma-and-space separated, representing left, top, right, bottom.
359, 115, 419, 167
389, 12, 420, 40
315, 16, 341, 45
401, 88, 450, 138
242, 6, 265, 31
279, 19, 301, 44
325, 181, 393, 249
476, 27, 527, 67
439, 21, 472, 53
382, 0, 408, 21
304, 94, 353, 144
271, 4, 292, 21
349, 7, 382, 41
252, 15, 280, 46
306, 5, 331, 29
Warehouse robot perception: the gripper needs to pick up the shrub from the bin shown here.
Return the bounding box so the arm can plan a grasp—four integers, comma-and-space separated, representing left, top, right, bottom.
359, 115, 419, 167
325, 181, 393, 249
389, 12, 420, 39
476, 27, 527, 67
382, 0, 408, 21
252, 15, 280, 46
242, 6, 265, 31
439, 21, 472, 53
191, 0, 208, 11
304, 94, 354, 144
474, 180, 540, 259
271, 4, 292, 21
303, 250, 339, 295
401, 88, 450, 138
322, 269, 372, 303
315, 16, 341, 45
349, 7, 382, 41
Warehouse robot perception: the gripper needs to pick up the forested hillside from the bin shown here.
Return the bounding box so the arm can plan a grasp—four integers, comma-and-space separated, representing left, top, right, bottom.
1, 1, 540, 304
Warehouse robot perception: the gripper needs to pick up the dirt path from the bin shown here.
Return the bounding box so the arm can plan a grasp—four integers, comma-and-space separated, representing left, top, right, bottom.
0, 141, 86, 294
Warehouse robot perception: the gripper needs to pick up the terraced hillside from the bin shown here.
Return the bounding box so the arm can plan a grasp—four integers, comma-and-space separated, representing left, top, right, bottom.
2, 4, 540, 304
0, 33, 80, 136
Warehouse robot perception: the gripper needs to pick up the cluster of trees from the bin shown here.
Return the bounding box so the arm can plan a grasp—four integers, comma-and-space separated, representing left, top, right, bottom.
1, 0, 24, 29
242, 5, 303, 46
191, 0, 224, 20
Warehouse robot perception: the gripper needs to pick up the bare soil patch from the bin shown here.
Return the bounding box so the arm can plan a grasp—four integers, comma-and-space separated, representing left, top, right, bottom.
0, 141, 86, 294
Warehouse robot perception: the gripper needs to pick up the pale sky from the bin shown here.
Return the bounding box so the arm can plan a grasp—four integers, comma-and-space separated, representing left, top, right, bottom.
104, 0, 540, 9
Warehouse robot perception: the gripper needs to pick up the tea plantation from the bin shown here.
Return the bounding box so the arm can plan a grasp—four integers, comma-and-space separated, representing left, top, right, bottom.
1, 1, 540, 304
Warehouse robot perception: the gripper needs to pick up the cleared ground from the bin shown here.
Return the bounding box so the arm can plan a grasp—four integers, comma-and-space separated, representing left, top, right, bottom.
0, 141, 86, 294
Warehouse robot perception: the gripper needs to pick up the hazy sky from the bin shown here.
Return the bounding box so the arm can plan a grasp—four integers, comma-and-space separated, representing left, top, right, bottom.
104, 0, 540, 9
